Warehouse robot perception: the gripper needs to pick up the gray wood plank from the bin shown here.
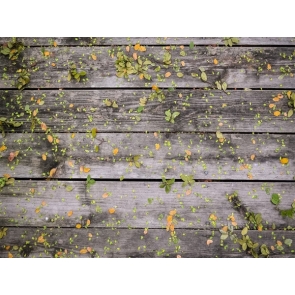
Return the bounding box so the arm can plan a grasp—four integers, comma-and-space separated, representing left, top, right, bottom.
1, 181, 295, 229
0, 133, 294, 180
0, 227, 294, 258
1, 89, 294, 133
1, 46, 295, 89
1, 37, 295, 46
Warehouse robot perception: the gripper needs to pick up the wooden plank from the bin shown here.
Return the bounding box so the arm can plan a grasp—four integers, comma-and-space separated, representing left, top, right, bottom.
1, 227, 294, 258
1, 37, 295, 46
1, 46, 295, 89
0, 133, 294, 180
1, 181, 295, 229
1, 89, 294, 133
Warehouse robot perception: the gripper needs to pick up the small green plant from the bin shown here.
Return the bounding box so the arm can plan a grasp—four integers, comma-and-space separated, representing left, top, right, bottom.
223, 37, 239, 47
286, 91, 295, 117
0, 227, 8, 239
180, 174, 195, 187
0, 117, 23, 137
86, 175, 95, 189
163, 50, 172, 65
149, 86, 166, 102
1, 37, 24, 60
159, 177, 175, 193
25, 105, 41, 132
165, 110, 180, 123
280, 201, 295, 218
0, 175, 15, 188
126, 155, 141, 168
245, 212, 263, 230
115, 51, 136, 78
67, 63, 87, 82
15, 69, 30, 90
103, 99, 118, 108
134, 56, 152, 80
270, 193, 280, 205
237, 227, 259, 258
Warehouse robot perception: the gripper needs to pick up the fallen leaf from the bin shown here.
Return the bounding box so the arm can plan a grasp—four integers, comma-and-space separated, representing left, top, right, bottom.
273, 96, 280, 102
167, 215, 173, 223
277, 240, 282, 246
126, 46, 130, 52
155, 143, 160, 150
185, 150, 191, 156
250, 154, 255, 161
87, 247, 92, 252
181, 61, 185, 66
143, 229, 148, 235
139, 45, 146, 52
42, 154, 47, 161
209, 214, 217, 221
69, 104, 74, 108
80, 249, 88, 254
273, 111, 281, 116
53, 41, 57, 47
37, 236, 45, 243
86, 219, 91, 226
41, 201, 46, 207
52, 63, 55, 67
102, 192, 109, 198
30, 188, 35, 194
154, 132, 158, 137
139, 73, 144, 80
169, 224, 175, 232
134, 43, 141, 51
0, 145, 7, 152
207, 239, 213, 246
213, 58, 218, 65
41, 123, 47, 132
8, 151, 19, 161
270, 245, 275, 251
165, 72, 171, 78
8, 252, 13, 258
267, 64, 271, 70
185, 189, 192, 196
47, 135, 53, 143
152, 85, 159, 91
257, 225, 263, 231
176, 255, 182, 258
76, 223, 82, 229
44, 51, 50, 56
5, 245, 10, 250
91, 54, 97, 60
68, 161, 74, 167
88, 233, 93, 238
108, 208, 116, 214
269, 103, 275, 108
221, 226, 228, 232
247, 173, 253, 180
49, 168, 57, 178
232, 221, 237, 226
68, 211, 73, 217
35, 207, 40, 213
113, 148, 119, 155
133, 52, 138, 60
280, 158, 289, 164
169, 209, 177, 216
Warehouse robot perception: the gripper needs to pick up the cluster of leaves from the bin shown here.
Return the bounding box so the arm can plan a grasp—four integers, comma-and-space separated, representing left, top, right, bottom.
126, 155, 141, 168
286, 91, 295, 117
25, 105, 40, 132
223, 37, 240, 47
149, 86, 166, 102
1, 37, 24, 60
0, 117, 23, 137
270, 193, 295, 218
215, 80, 227, 92
159, 177, 175, 193
15, 69, 30, 90
180, 174, 195, 187
0, 227, 8, 239
237, 227, 260, 257
0, 174, 15, 189
68, 63, 87, 82
86, 175, 95, 189
165, 109, 180, 123
103, 99, 118, 108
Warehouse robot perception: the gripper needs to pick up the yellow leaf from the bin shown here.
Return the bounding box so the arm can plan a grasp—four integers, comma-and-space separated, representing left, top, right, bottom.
67, 210, 73, 217
155, 143, 160, 150
80, 249, 88, 254
47, 135, 53, 143
8, 252, 13, 258
139, 73, 144, 80
257, 225, 263, 231
91, 54, 97, 60
102, 192, 109, 198
113, 148, 119, 155
169, 209, 177, 216
273, 111, 281, 117
165, 72, 171, 78
273, 96, 280, 102
134, 43, 141, 51
0, 145, 7, 152
88, 233, 93, 238
213, 58, 218, 65
152, 85, 159, 91
250, 154, 255, 161
207, 239, 213, 246
53, 41, 57, 47
108, 208, 116, 214
209, 214, 217, 221
71, 133, 76, 139
133, 52, 138, 60
42, 154, 47, 161
86, 219, 91, 226
38, 236, 45, 243
51, 63, 56, 67
69, 104, 74, 108
185, 150, 191, 156
44, 51, 50, 56
267, 64, 271, 70
139, 45, 146, 52
169, 224, 175, 232
35, 207, 40, 213
83, 167, 91, 173
280, 157, 289, 164
76, 223, 82, 229
49, 168, 57, 178
167, 215, 173, 223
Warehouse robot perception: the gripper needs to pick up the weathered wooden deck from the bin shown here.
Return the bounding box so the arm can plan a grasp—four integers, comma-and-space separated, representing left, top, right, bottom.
0, 37, 295, 258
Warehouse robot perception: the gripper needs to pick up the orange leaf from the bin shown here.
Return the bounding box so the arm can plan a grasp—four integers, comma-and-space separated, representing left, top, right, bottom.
87, 247, 92, 252
30, 188, 35, 194
113, 148, 119, 155
133, 52, 138, 60
126, 46, 130, 52
41, 201, 46, 207
209, 214, 217, 221
80, 249, 88, 254
270, 246, 275, 251
207, 239, 213, 246
76, 223, 82, 229
47, 135, 53, 143
280, 157, 289, 164
144, 229, 148, 235
42, 154, 47, 161
152, 85, 159, 91
68, 161, 74, 167
0, 145, 7, 152
37, 236, 45, 243
257, 225, 263, 231
167, 215, 173, 223
185, 189, 192, 196
35, 207, 40, 213
273, 96, 280, 102
267, 64, 271, 70
139, 73, 144, 80
40, 122, 47, 131
3, 173, 10, 179
213, 58, 218, 65
53, 41, 57, 47
250, 154, 255, 161
108, 208, 116, 214
86, 219, 91, 226
134, 43, 141, 51
49, 168, 57, 178
273, 111, 281, 117
102, 192, 109, 198
139, 45, 146, 52
80, 166, 91, 173
269, 103, 275, 108
185, 150, 191, 156
232, 221, 237, 226
91, 54, 97, 60
8, 151, 18, 162
154, 132, 158, 138
52, 63, 56, 67
221, 226, 228, 232
155, 143, 160, 150
165, 72, 171, 78
169, 209, 177, 216
5, 245, 10, 250
44, 51, 50, 56
67, 210, 73, 217
277, 240, 282, 246
69, 104, 74, 108
88, 233, 93, 238
169, 224, 175, 232
8, 252, 13, 258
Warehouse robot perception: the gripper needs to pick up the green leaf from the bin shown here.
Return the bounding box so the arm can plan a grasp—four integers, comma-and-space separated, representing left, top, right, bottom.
241, 227, 248, 236
166, 179, 175, 185
165, 185, 171, 193
199, 67, 205, 72
189, 41, 194, 49
177, 72, 184, 78
216, 131, 223, 139
222, 82, 227, 91
91, 128, 97, 138
215, 81, 221, 90
220, 234, 228, 240
137, 106, 144, 113
201, 71, 207, 82
242, 243, 247, 251
172, 112, 180, 119
271, 193, 280, 205
284, 238, 292, 247
287, 109, 294, 117
148, 198, 153, 204
135, 161, 141, 168
165, 110, 171, 117
66, 185, 73, 192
